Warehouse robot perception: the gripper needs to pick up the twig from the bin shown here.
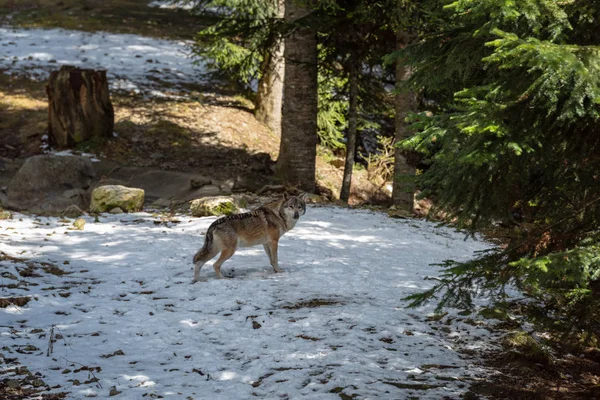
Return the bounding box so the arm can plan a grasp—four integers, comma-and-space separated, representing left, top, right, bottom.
59, 357, 103, 389
46, 325, 54, 357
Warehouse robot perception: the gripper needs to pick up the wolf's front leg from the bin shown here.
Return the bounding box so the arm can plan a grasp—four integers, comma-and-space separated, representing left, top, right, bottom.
267, 240, 282, 273
263, 244, 273, 265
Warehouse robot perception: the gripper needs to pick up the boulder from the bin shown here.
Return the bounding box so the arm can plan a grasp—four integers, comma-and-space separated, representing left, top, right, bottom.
190, 176, 212, 189
90, 185, 144, 213
190, 196, 238, 217
63, 205, 84, 218
6, 155, 95, 214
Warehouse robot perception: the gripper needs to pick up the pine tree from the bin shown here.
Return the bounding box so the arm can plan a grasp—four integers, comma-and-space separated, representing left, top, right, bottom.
400, 0, 600, 341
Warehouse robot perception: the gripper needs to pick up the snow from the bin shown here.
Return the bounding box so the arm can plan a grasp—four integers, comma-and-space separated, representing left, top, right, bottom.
0, 206, 494, 399
51, 149, 101, 162
0, 26, 208, 95
148, 0, 199, 10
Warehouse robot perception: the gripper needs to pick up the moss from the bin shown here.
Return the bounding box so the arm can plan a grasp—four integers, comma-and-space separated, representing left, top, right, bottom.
190, 197, 238, 217
213, 201, 236, 216
503, 330, 553, 365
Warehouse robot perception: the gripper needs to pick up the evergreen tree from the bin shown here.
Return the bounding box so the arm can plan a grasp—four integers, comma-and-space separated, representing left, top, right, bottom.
275, 0, 318, 191
400, 0, 600, 341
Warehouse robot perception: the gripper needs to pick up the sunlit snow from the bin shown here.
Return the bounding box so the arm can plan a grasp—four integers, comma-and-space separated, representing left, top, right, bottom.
0, 206, 495, 399
0, 27, 208, 95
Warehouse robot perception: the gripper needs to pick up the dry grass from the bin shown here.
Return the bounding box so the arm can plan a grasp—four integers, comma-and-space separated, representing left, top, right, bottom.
0, 73, 47, 157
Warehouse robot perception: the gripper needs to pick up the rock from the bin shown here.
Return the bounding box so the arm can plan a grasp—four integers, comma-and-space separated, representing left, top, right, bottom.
151, 198, 172, 208
249, 152, 274, 173
219, 178, 235, 193
109, 387, 122, 396
63, 205, 84, 218
233, 174, 269, 193
6, 379, 20, 388
252, 320, 262, 329
31, 378, 46, 388
304, 193, 328, 204
89, 185, 144, 213
256, 184, 286, 196
6, 155, 95, 214
109, 207, 124, 214
190, 196, 238, 217
0, 209, 12, 219
190, 176, 212, 189
388, 209, 413, 219
73, 218, 86, 230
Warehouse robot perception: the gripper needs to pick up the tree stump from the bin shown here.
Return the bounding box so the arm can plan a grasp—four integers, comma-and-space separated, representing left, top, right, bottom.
46, 65, 114, 148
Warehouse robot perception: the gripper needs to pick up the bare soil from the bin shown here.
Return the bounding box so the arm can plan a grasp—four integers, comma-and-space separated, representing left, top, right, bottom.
471, 348, 600, 399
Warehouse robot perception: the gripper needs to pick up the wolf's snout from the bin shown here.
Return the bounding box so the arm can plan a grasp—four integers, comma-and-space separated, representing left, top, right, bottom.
293, 212, 299, 219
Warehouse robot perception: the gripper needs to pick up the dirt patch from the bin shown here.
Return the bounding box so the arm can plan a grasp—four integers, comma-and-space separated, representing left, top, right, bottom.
281, 299, 343, 310
382, 381, 443, 390
296, 334, 321, 341
0, 0, 206, 41
0, 296, 31, 308
40, 263, 70, 276
472, 349, 600, 399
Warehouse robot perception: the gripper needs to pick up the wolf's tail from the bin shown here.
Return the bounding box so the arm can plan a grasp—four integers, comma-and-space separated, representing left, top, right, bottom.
193, 228, 214, 263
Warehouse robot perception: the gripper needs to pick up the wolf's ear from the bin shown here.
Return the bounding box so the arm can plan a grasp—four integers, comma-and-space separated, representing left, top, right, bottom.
283, 192, 290, 200
299, 192, 308, 201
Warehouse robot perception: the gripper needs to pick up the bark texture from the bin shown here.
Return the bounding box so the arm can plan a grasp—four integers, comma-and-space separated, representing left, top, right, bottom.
392, 32, 416, 211
275, 0, 318, 192
47, 65, 114, 148
255, 0, 285, 136
340, 62, 359, 203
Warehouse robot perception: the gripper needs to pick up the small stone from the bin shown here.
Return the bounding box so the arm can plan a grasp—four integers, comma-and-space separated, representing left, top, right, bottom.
109, 207, 123, 214
0, 209, 12, 219
73, 218, 85, 230
6, 379, 20, 388
31, 378, 46, 387
109, 386, 121, 396
463, 391, 479, 400
252, 321, 262, 329
63, 205, 84, 218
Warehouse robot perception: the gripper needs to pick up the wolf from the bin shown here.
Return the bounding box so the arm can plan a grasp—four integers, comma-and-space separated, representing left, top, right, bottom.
192, 193, 307, 281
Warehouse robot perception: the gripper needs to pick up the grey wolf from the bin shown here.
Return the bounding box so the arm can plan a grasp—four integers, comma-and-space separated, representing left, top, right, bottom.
193, 193, 307, 281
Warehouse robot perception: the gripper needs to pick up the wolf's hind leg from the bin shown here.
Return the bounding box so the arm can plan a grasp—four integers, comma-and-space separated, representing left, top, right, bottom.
213, 248, 235, 279
193, 248, 218, 282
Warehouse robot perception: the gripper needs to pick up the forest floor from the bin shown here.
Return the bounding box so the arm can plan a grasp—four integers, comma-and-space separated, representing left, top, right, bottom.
0, 0, 599, 399
0, 0, 390, 206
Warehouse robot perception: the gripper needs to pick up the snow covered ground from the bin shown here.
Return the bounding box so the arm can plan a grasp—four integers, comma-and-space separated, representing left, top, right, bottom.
0, 26, 208, 95
0, 206, 494, 399
148, 0, 200, 10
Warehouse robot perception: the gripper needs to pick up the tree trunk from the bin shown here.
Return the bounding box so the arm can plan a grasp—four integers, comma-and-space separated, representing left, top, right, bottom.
255, 0, 284, 136
392, 32, 416, 212
340, 61, 358, 203
47, 65, 114, 148
275, 0, 318, 192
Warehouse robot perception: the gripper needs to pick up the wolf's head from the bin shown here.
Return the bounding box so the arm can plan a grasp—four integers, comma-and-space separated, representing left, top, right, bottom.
281, 193, 307, 221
